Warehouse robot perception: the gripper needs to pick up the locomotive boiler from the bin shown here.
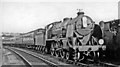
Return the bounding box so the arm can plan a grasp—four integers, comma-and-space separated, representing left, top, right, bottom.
45, 11, 106, 61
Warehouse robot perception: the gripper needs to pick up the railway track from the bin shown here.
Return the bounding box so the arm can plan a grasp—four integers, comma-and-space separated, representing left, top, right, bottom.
86, 59, 119, 67
5, 46, 119, 67
55, 55, 117, 67
25, 48, 119, 67
26, 48, 119, 67
6, 48, 62, 67
5, 47, 80, 67
3, 48, 30, 67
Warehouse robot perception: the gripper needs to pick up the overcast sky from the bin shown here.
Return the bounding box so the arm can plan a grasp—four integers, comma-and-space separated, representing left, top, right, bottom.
0, 0, 119, 33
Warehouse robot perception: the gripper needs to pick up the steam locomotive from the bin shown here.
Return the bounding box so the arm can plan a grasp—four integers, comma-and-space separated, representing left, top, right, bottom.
3, 11, 106, 61
99, 19, 120, 59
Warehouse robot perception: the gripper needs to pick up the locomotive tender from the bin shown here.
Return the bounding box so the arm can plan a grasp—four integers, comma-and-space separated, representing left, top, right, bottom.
3, 11, 106, 61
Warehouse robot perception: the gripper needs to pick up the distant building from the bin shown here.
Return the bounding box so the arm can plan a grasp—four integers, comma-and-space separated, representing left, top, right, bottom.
118, 1, 120, 19
2, 32, 22, 37
2, 32, 22, 44
2, 32, 22, 40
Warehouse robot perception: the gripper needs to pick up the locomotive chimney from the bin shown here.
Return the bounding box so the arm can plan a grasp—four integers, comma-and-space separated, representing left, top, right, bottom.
77, 11, 84, 16
77, 9, 84, 16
